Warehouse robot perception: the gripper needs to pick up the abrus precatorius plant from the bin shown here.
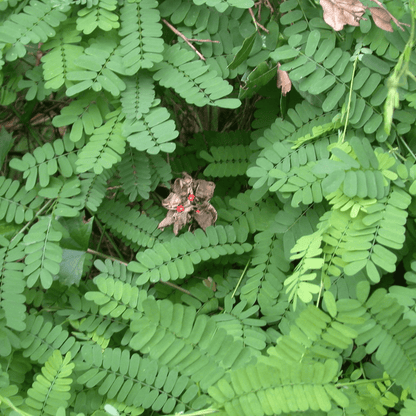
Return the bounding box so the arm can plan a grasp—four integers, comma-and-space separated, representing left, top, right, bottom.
1, 0, 416, 415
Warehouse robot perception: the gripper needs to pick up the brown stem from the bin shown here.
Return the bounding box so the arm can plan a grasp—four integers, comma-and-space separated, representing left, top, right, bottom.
35, 42, 43, 66
248, 8, 269, 33
163, 19, 206, 61
187, 38, 220, 43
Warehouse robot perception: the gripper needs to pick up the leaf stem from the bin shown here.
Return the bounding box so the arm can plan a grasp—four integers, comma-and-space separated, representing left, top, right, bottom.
336, 377, 390, 387
231, 257, 251, 298
11, 198, 54, 242
383, 0, 415, 135
87, 248, 126, 264
248, 8, 269, 33
341, 56, 358, 143
0, 394, 33, 416
166, 408, 219, 416
398, 135, 416, 162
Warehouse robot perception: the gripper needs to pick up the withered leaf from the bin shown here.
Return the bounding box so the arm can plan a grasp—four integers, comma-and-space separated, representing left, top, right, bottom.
161, 192, 182, 211
277, 63, 291, 96
158, 172, 217, 235
194, 202, 218, 232
173, 211, 191, 236
172, 172, 193, 199
320, 0, 366, 31
369, 7, 393, 32
319, 0, 406, 32
194, 179, 215, 201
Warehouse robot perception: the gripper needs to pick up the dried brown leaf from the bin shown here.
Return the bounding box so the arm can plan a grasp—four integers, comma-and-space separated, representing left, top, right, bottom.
173, 211, 191, 235
319, 0, 407, 32
194, 179, 216, 201
161, 192, 182, 211
277, 63, 291, 96
203, 276, 216, 291
320, 0, 366, 31
369, 7, 393, 32
172, 172, 193, 198
158, 210, 175, 230
194, 203, 218, 231
158, 172, 217, 235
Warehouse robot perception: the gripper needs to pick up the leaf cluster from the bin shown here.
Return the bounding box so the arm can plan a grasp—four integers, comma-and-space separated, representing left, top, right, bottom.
1, 0, 416, 416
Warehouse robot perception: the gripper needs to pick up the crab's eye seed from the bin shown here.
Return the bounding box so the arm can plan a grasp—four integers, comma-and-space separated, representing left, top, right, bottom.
177, 205, 184, 212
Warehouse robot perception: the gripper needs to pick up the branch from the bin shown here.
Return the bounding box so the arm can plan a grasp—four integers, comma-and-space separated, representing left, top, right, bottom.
163, 19, 206, 61
248, 8, 269, 33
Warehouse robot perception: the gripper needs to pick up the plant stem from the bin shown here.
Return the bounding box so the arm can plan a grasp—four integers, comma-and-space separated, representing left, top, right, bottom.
341, 56, 358, 143
336, 377, 390, 387
11, 199, 54, 242
163, 19, 206, 61
231, 258, 251, 298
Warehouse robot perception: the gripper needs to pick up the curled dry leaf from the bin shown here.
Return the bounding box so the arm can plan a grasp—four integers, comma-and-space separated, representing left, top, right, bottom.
320, 0, 366, 31
369, 7, 393, 32
277, 63, 291, 96
319, 0, 406, 32
158, 172, 217, 235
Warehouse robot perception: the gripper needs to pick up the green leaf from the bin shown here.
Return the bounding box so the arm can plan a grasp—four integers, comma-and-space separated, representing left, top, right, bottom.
322, 84, 346, 112
322, 170, 345, 195
66, 79, 94, 96
239, 62, 276, 100
228, 31, 257, 70
305, 30, 321, 57
331, 148, 360, 169
269, 45, 300, 61
57, 248, 86, 286
323, 291, 337, 318
361, 54, 391, 75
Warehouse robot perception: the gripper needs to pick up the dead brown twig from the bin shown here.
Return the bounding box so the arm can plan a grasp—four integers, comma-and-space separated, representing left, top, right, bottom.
162, 19, 220, 61
254, 0, 275, 17
248, 8, 269, 33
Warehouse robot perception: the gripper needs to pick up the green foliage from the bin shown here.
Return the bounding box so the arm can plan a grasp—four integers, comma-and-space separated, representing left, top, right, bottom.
129, 225, 252, 284
22, 350, 74, 416
209, 359, 349, 415
1, 0, 416, 415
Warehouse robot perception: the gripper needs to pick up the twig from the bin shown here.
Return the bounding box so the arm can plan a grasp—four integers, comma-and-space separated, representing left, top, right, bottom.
35, 42, 43, 66
248, 8, 269, 33
254, 0, 275, 19
160, 280, 194, 296
262, 0, 274, 13
187, 38, 220, 43
163, 19, 206, 61
87, 249, 125, 264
